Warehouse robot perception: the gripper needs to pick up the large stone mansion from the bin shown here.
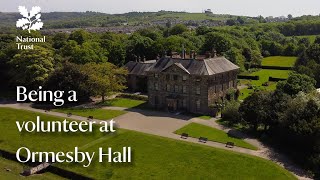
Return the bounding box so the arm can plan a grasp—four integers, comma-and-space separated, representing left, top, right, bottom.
124, 54, 239, 115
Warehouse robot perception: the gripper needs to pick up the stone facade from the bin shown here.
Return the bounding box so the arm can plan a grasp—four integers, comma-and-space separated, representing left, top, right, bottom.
147, 65, 238, 115
124, 56, 239, 115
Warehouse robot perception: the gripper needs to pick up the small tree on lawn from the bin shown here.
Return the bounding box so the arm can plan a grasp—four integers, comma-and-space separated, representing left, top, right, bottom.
82, 62, 127, 102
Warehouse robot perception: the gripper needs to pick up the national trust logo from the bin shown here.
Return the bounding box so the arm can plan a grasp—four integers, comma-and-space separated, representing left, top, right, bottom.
16, 6, 43, 33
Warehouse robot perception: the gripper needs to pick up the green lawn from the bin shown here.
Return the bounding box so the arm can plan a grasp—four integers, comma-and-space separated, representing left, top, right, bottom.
175, 123, 258, 150
262, 56, 297, 67
0, 107, 296, 179
0, 108, 105, 154
0, 157, 64, 180
197, 115, 212, 120
239, 88, 254, 100
239, 69, 291, 100
294, 35, 318, 43
249, 69, 291, 82
98, 98, 147, 108
53, 108, 126, 120
182, 112, 213, 120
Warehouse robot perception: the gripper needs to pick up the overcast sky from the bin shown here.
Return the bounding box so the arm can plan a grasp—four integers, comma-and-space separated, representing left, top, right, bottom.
0, 0, 319, 17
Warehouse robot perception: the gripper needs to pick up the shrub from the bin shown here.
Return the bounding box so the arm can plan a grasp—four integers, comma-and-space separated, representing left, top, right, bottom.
118, 93, 148, 101
222, 101, 241, 124
226, 89, 237, 101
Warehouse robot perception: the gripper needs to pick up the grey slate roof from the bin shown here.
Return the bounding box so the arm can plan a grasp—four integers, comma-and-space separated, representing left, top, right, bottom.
162, 63, 191, 74
150, 57, 239, 75
124, 56, 239, 76
124, 61, 154, 76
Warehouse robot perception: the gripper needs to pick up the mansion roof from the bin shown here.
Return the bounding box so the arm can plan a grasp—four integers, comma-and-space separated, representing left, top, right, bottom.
124, 56, 239, 76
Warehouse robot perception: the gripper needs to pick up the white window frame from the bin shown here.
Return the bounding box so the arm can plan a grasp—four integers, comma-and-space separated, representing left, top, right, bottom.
196, 87, 201, 95
174, 85, 179, 93
154, 83, 159, 90
183, 75, 187, 81
196, 100, 201, 110
166, 84, 170, 92
183, 86, 187, 93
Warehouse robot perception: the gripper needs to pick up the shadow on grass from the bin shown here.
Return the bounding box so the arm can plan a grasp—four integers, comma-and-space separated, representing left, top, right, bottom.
217, 119, 265, 140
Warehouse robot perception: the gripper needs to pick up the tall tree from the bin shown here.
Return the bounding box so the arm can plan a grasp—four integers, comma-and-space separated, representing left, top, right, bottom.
239, 91, 273, 131
82, 63, 127, 102
276, 73, 316, 96
8, 46, 54, 88
169, 24, 188, 36
126, 34, 156, 61
68, 29, 90, 45
44, 62, 92, 102
53, 32, 69, 49
202, 32, 231, 54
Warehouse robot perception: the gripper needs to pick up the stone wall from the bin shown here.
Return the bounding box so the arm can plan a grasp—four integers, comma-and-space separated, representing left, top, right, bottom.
207, 70, 238, 106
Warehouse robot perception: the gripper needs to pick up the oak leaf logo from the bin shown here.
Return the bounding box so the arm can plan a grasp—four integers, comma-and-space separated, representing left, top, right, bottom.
16, 6, 43, 33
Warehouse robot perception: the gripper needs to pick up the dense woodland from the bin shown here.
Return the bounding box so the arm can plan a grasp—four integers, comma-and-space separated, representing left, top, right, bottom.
0, 14, 320, 177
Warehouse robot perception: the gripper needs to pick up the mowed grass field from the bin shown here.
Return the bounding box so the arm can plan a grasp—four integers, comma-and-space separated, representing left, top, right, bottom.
175, 123, 258, 150
98, 98, 147, 108
239, 69, 291, 100
239, 56, 296, 100
0, 108, 296, 179
239, 69, 291, 89
262, 56, 297, 67
53, 108, 126, 120
0, 108, 105, 154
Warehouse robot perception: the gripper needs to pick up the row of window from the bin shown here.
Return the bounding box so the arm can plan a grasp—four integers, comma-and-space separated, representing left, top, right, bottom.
154, 74, 198, 82
179, 99, 201, 110
154, 97, 201, 110
154, 72, 236, 82
154, 83, 201, 95
213, 81, 236, 93
154, 82, 234, 94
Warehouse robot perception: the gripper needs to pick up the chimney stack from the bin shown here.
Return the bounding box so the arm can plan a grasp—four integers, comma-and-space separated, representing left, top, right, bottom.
134, 55, 138, 62
191, 50, 196, 59
182, 46, 186, 59
205, 51, 211, 58
212, 49, 217, 57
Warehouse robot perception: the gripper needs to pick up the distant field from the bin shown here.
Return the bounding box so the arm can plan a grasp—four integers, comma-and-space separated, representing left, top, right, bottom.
0, 108, 296, 179
294, 35, 318, 43
175, 123, 258, 150
262, 56, 297, 67
157, 13, 230, 21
